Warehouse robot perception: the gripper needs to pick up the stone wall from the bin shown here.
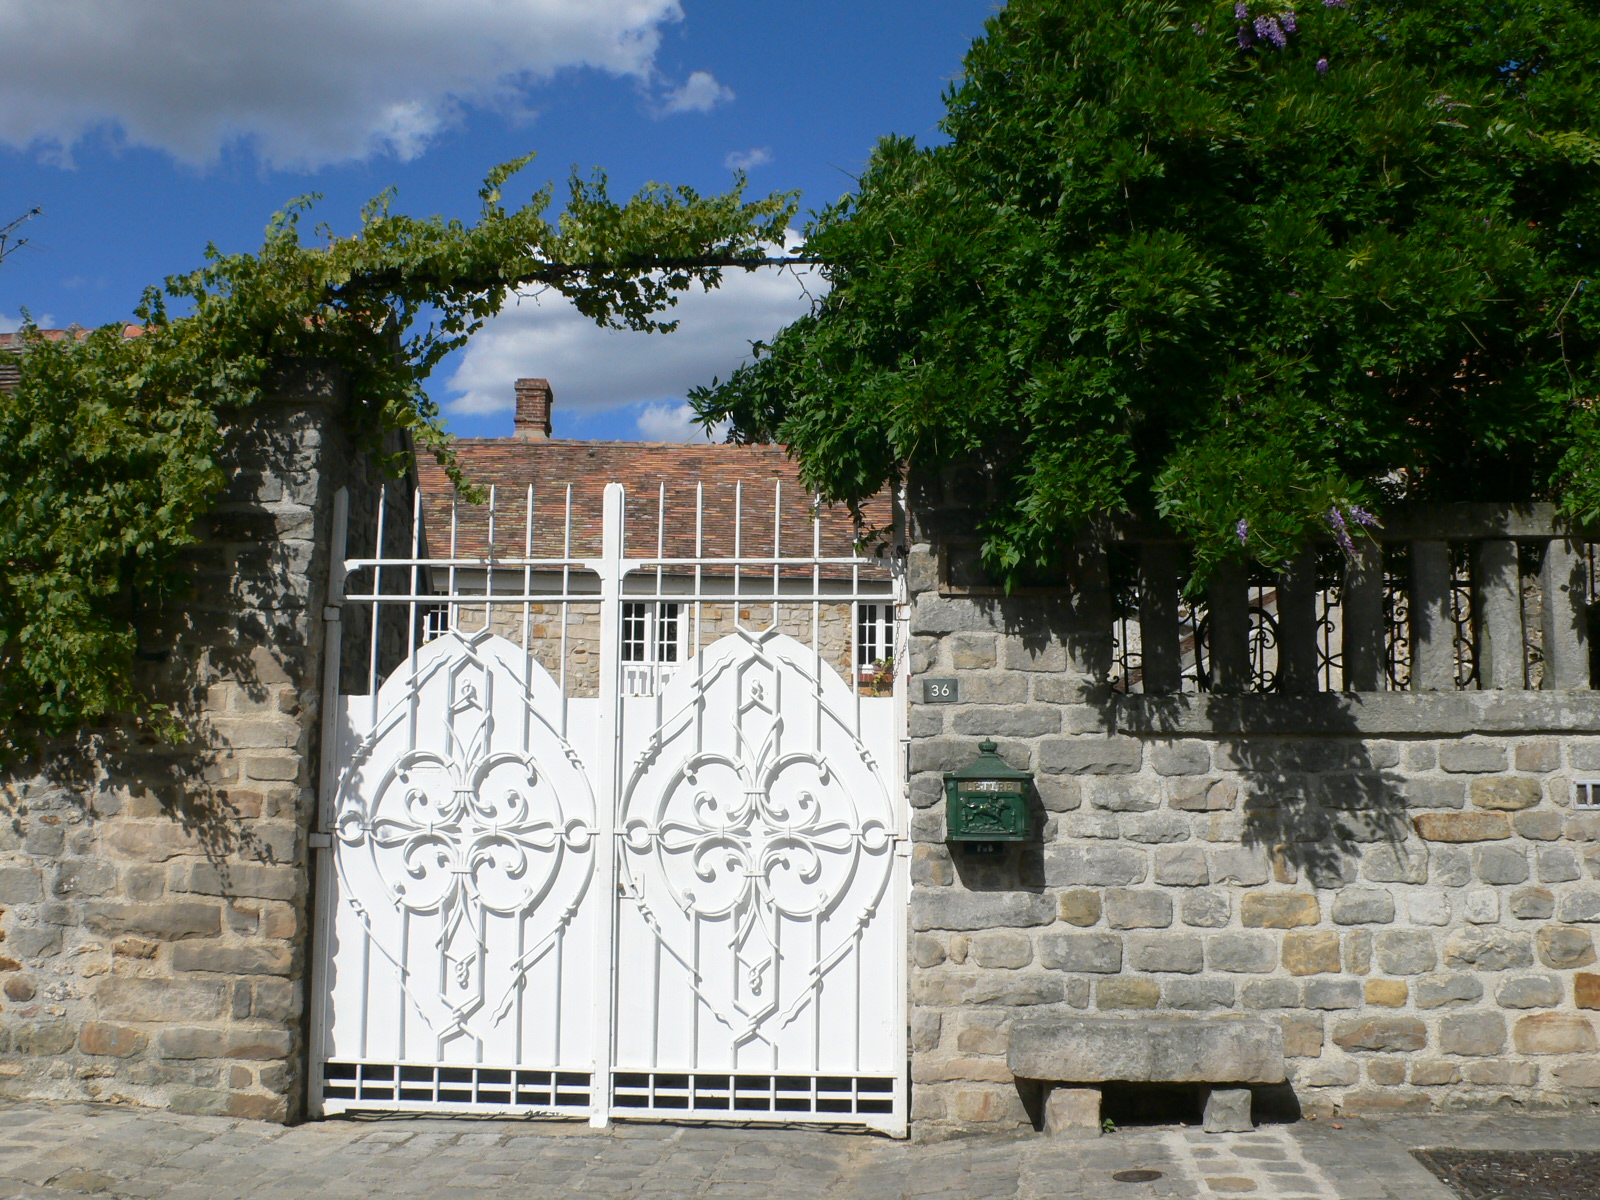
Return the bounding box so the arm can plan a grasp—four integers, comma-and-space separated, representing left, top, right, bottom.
905, 475, 1600, 1136
0, 365, 380, 1122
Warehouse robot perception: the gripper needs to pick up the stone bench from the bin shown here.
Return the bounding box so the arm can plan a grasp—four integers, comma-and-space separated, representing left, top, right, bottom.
1007, 1016, 1286, 1135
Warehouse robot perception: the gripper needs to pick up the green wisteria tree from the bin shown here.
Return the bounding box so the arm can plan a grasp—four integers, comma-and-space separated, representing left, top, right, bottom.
694, 0, 1600, 583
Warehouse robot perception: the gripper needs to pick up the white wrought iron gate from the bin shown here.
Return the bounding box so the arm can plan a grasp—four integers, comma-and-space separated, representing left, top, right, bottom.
308, 480, 908, 1134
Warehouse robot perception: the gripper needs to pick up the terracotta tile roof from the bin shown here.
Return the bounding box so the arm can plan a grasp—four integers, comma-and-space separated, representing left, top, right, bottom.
414, 439, 892, 572
0, 326, 145, 394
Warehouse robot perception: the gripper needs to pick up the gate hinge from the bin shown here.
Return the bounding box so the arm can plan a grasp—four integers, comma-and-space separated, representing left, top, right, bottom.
309, 832, 332, 849
322, 606, 342, 623
894, 834, 911, 858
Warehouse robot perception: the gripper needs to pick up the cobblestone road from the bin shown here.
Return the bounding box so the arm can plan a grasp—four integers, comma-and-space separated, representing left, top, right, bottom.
3, 1101, 1600, 1199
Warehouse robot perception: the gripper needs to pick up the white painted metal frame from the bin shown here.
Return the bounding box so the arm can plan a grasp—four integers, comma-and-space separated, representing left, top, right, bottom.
308, 479, 908, 1134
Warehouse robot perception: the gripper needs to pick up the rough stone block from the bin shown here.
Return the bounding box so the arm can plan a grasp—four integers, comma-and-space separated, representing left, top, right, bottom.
1087, 778, 1160, 813
1375, 930, 1437, 976
1439, 743, 1507, 773
15, 1021, 77, 1056
1439, 1011, 1506, 1056
79, 1021, 148, 1058
82, 902, 223, 941
1182, 890, 1230, 928
1169, 778, 1238, 812
5, 926, 62, 957
1513, 1013, 1598, 1055
1165, 978, 1236, 1011
1208, 848, 1271, 887
1558, 889, 1600, 923
1038, 738, 1143, 776
1431, 847, 1472, 887
1036, 776, 1082, 813
971, 932, 1033, 970
1044, 845, 1147, 887
1407, 891, 1452, 926
1332, 1017, 1427, 1053
1577, 972, 1600, 1010
1241, 979, 1300, 1009
1104, 889, 1173, 930
1203, 1087, 1253, 1133
1283, 931, 1342, 976
1496, 974, 1563, 1009
1303, 979, 1362, 1010
181, 862, 301, 903
0, 867, 44, 904
1333, 888, 1395, 925
1442, 928, 1533, 972
1038, 933, 1123, 974
1207, 933, 1278, 974
1399, 778, 1465, 810
1509, 887, 1555, 920
1362, 843, 1431, 883
1365, 979, 1408, 1007
1515, 741, 1560, 773
1151, 742, 1211, 777
1536, 925, 1596, 969
1127, 934, 1203, 974
1007, 1016, 1286, 1084
912, 891, 1056, 931
952, 707, 1062, 738
1473, 846, 1530, 886
950, 633, 997, 670
1538, 846, 1583, 884
1463, 889, 1500, 924
171, 942, 293, 976
1514, 811, 1564, 841
1058, 890, 1102, 927
1470, 777, 1542, 811
1097, 977, 1163, 1009
1413, 813, 1511, 842
1462, 1060, 1538, 1086
1240, 892, 1319, 929
1154, 845, 1210, 887
1042, 1086, 1102, 1137
1410, 1061, 1462, 1086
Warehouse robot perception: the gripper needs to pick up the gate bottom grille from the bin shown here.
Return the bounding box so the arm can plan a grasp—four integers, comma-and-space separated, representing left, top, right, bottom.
322, 1062, 592, 1110
612, 1072, 895, 1117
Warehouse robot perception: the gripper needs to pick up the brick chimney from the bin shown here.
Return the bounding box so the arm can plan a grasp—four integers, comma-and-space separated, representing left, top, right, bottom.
512, 377, 553, 439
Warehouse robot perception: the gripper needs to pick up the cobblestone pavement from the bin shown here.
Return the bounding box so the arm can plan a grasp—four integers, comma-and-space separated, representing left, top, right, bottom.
3, 1101, 1600, 1199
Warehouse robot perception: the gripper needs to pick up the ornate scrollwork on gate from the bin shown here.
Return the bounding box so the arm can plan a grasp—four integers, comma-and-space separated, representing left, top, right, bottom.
618, 628, 895, 1050
332, 629, 596, 1055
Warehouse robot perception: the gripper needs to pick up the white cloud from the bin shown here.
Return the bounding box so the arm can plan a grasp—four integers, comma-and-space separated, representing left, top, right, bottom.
0, 0, 684, 168
0, 312, 19, 334
656, 70, 734, 116
445, 236, 821, 426
724, 147, 772, 172
636, 401, 723, 442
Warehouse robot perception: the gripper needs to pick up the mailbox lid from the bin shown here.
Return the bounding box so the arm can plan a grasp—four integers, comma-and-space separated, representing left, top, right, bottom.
944, 739, 1032, 784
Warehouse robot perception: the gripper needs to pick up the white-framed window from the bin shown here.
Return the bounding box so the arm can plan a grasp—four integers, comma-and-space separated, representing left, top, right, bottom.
856, 603, 893, 671
422, 604, 452, 642
622, 602, 682, 664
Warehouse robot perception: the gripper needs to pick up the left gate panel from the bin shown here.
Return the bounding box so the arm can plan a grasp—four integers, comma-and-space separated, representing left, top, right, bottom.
314, 629, 600, 1115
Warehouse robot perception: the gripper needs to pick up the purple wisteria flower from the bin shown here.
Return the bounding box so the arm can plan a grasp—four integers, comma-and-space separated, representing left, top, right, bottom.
1323, 0, 1347, 7
1348, 505, 1379, 528
1238, 24, 1254, 48
1236, 2, 1250, 19
1236, 519, 1250, 546
1326, 507, 1355, 555
1280, 10, 1298, 33
1256, 15, 1288, 47
1317, 56, 1330, 76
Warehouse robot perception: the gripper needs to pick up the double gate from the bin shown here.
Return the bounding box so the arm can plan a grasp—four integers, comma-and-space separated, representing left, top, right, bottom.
307, 481, 907, 1134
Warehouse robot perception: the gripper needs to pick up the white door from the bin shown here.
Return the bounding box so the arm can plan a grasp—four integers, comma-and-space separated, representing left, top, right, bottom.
309, 482, 907, 1133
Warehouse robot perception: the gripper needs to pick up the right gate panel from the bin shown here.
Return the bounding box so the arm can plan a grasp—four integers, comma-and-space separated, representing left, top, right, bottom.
612, 629, 902, 1128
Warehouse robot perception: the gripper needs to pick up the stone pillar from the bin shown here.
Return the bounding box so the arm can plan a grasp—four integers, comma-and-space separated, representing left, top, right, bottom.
1342, 539, 1384, 691
1542, 537, 1590, 690
1475, 539, 1526, 689
1138, 544, 1182, 695
1207, 563, 1250, 693
1276, 550, 1319, 694
0, 362, 372, 1123
1410, 540, 1455, 691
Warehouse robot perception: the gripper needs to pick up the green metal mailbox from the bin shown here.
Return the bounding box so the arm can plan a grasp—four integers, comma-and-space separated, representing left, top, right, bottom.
944, 740, 1034, 845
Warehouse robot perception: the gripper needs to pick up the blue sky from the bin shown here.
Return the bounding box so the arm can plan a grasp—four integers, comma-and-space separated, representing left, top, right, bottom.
0, 1, 998, 441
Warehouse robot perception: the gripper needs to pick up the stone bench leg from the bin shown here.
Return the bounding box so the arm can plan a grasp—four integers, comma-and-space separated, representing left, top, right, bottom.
1042, 1086, 1101, 1137
1202, 1087, 1253, 1133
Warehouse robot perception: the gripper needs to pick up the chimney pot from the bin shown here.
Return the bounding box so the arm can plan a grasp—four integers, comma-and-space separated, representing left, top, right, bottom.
513, 377, 553, 439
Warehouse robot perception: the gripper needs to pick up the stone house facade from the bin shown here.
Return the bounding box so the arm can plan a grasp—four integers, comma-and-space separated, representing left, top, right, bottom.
905, 465, 1600, 1136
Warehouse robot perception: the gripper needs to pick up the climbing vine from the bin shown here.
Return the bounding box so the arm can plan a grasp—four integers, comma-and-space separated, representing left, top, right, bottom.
0, 156, 795, 756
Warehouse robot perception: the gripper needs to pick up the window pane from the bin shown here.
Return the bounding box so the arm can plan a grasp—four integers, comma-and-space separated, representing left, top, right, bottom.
657, 603, 680, 663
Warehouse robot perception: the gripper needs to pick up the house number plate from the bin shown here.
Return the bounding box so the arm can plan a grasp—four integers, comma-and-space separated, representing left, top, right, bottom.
922, 678, 959, 703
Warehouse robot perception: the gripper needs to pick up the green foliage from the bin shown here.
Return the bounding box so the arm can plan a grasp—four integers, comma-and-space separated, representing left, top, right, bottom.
694, 0, 1600, 585
0, 159, 794, 756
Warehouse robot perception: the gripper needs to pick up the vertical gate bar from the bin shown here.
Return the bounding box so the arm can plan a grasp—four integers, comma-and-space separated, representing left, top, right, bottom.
813, 503, 822, 753
589, 481, 627, 1128
307, 486, 350, 1115
559, 484, 571, 736
367, 485, 388, 702
522, 484, 534, 659
773, 480, 782, 633
407, 489, 421, 666
693, 483, 704, 660
890, 478, 911, 1137
658, 482, 667, 700
448, 491, 460, 641
486, 484, 497, 632
735, 481, 743, 628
